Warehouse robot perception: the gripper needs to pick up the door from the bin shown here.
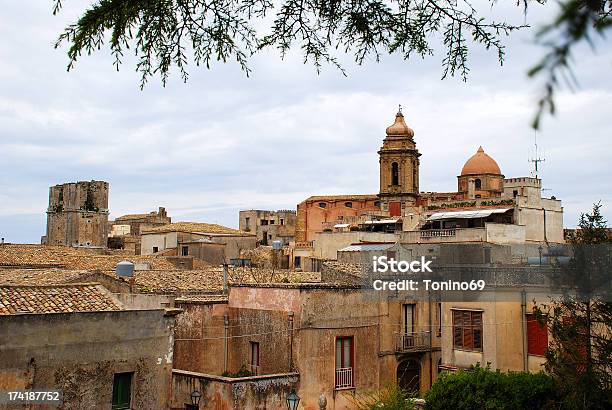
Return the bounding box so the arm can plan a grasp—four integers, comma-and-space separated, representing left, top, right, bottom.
389, 201, 401, 216
397, 359, 420, 393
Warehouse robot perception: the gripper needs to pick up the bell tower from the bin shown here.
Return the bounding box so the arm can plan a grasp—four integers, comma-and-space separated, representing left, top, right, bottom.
378, 107, 421, 216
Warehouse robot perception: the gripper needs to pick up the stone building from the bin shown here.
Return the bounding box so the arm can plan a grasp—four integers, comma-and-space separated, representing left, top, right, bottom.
108, 207, 172, 254
0, 283, 180, 410
239, 209, 296, 245
43, 180, 109, 247
140, 222, 256, 264
172, 282, 442, 409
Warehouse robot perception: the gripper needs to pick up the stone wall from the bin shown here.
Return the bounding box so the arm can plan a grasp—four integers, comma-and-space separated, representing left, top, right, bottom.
171, 370, 299, 410
0, 309, 177, 410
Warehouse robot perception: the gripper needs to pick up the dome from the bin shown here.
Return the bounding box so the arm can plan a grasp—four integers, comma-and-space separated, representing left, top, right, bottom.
461, 146, 501, 176
386, 110, 414, 137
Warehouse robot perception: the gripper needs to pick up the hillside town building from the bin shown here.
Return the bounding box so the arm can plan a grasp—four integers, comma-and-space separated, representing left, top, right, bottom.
239, 209, 296, 245
108, 207, 172, 253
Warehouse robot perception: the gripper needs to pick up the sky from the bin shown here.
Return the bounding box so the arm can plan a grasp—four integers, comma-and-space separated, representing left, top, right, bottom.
1, 1, 611, 243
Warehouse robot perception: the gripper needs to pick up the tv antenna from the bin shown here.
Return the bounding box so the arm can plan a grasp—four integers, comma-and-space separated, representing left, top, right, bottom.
529, 131, 545, 178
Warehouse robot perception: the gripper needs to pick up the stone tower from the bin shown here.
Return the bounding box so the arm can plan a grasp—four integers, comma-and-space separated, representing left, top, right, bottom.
44, 180, 109, 247
378, 108, 421, 216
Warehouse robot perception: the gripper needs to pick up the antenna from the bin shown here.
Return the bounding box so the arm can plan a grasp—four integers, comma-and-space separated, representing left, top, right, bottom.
529, 131, 545, 178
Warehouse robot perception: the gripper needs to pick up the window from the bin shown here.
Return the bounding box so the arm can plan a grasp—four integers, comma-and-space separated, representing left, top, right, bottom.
280, 218, 284, 226
345, 202, 352, 208
391, 162, 399, 186
294, 256, 301, 268
181, 246, 189, 256
270, 219, 275, 224
513, 190, 519, 197
374, 201, 381, 207
475, 194, 481, 199
403, 304, 415, 334
250, 341, 260, 375
335, 337, 354, 388
474, 178, 482, 189
526, 314, 548, 356
112, 372, 132, 410
261, 219, 268, 225
452, 310, 483, 351
245, 217, 250, 227
152, 246, 158, 253
318, 202, 327, 208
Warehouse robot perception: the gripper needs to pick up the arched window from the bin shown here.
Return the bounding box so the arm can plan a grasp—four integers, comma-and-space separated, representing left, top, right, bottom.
391, 162, 399, 186
474, 178, 482, 189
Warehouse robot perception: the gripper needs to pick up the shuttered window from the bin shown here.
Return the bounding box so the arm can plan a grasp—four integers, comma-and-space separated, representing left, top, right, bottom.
527, 314, 548, 356
452, 310, 483, 351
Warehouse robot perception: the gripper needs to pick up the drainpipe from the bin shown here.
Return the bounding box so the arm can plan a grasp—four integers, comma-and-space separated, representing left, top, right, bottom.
542, 207, 548, 243
223, 314, 229, 373
289, 311, 295, 371
521, 290, 528, 372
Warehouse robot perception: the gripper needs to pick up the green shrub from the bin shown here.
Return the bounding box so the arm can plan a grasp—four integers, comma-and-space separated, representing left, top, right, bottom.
425, 364, 556, 410
347, 384, 415, 410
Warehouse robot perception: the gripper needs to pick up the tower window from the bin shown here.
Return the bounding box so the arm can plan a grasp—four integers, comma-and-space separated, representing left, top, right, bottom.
391, 162, 399, 186
474, 178, 482, 189
345, 202, 352, 208
318, 202, 327, 208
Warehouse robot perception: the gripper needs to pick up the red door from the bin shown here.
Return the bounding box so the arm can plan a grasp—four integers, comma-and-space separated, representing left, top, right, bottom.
389, 201, 401, 216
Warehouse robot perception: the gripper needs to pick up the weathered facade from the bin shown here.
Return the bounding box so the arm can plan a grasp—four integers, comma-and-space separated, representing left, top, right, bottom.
108, 207, 172, 254
43, 180, 109, 247
0, 283, 180, 410
239, 209, 296, 245
172, 283, 442, 409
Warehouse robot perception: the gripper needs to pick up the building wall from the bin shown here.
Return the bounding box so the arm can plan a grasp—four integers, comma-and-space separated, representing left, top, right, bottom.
296, 196, 381, 242
45, 181, 109, 247
441, 293, 551, 373
312, 231, 397, 260
173, 301, 228, 375
0, 309, 177, 410
171, 370, 299, 410
141, 231, 178, 254
239, 210, 296, 245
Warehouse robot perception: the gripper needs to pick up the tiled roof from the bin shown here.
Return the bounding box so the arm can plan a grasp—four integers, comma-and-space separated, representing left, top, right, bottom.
0, 244, 177, 270
115, 213, 151, 220
142, 222, 252, 236
0, 267, 321, 295
302, 194, 378, 203
0, 283, 123, 315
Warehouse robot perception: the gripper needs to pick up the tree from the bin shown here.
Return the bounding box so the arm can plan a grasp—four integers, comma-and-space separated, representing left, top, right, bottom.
50, 1, 610, 126
534, 202, 612, 409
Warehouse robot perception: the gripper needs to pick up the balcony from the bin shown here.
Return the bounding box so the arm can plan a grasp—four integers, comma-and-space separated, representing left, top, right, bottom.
335, 367, 353, 389
400, 228, 485, 244
395, 331, 431, 353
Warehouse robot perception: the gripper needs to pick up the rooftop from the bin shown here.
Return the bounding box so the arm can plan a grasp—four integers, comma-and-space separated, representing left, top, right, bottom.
142, 222, 252, 236
0, 266, 321, 295
0, 283, 123, 315
0, 244, 177, 270
301, 194, 379, 203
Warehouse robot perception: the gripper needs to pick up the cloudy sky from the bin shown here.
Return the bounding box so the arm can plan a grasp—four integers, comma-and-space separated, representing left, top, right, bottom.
1, 1, 611, 243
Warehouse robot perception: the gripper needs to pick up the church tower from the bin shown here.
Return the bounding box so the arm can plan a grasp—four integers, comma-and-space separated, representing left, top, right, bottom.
378, 108, 421, 216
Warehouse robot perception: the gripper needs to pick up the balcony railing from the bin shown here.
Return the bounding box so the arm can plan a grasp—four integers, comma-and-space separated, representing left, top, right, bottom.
420, 229, 456, 237
248, 364, 259, 375
335, 367, 353, 389
395, 331, 431, 352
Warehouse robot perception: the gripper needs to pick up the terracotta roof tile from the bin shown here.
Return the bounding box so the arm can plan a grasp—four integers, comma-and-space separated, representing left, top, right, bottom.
0, 244, 177, 270
0, 283, 122, 315
141, 222, 252, 236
